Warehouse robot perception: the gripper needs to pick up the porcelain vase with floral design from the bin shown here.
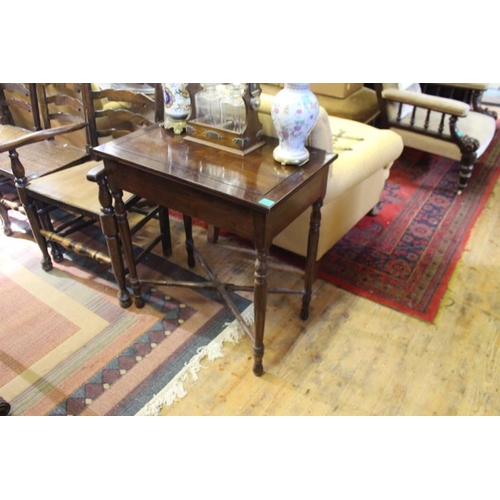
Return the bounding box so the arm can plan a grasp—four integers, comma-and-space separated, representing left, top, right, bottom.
271, 83, 319, 165
162, 83, 191, 134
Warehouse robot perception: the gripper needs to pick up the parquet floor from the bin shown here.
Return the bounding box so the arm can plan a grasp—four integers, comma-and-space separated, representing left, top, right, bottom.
150, 160, 500, 416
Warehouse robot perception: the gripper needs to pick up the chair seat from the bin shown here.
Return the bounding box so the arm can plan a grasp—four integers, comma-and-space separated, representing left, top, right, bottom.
392, 108, 497, 161
0, 125, 88, 179
27, 162, 136, 217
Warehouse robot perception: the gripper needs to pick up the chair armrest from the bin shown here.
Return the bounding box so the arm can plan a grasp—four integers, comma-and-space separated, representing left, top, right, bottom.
434, 83, 489, 91
381, 88, 470, 117
0, 122, 88, 154
86, 164, 105, 182
431, 83, 497, 119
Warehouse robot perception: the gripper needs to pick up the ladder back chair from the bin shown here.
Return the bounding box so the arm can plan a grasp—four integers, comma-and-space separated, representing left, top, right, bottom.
3, 83, 171, 308
0, 83, 88, 235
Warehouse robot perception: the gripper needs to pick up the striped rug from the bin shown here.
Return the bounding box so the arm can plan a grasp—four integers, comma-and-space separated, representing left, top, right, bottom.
0, 219, 250, 416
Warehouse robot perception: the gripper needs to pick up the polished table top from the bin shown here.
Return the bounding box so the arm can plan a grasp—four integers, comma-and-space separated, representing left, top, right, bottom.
94, 124, 336, 217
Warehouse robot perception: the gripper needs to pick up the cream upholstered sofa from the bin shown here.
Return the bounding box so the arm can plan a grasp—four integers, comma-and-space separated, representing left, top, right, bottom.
256, 90, 404, 261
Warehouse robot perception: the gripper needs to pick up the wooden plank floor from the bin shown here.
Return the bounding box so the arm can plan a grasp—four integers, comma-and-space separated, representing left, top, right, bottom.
146, 163, 500, 416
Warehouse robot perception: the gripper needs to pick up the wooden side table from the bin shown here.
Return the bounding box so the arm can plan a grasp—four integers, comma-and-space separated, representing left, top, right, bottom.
94, 125, 336, 375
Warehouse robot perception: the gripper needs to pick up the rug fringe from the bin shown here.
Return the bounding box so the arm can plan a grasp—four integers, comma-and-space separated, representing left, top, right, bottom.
136, 304, 254, 416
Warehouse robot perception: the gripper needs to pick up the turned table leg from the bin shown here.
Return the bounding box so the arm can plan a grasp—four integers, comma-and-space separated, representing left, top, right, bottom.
252, 247, 269, 376
301, 198, 323, 320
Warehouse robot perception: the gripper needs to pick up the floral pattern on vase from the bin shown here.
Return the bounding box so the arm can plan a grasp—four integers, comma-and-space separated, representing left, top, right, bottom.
271, 83, 319, 165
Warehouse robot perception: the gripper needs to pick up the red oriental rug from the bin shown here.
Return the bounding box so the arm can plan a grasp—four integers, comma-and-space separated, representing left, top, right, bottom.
161, 129, 500, 324
317, 135, 500, 322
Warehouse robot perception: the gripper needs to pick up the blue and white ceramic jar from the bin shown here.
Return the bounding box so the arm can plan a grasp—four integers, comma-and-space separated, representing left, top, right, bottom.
163, 83, 191, 134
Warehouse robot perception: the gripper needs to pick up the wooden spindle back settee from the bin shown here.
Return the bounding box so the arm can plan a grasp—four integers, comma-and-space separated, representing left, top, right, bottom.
374, 83, 498, 193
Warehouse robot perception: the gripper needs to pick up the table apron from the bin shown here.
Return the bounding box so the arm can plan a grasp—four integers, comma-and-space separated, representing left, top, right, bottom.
105, 160, 328, 246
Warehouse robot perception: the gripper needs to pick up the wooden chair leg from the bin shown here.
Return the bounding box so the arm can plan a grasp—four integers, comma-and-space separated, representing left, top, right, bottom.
0, 198, 13, 236
158, 206, 172, 257
37, 202, 64, 262
183, 214, 196, 268
458, 151, 477, 195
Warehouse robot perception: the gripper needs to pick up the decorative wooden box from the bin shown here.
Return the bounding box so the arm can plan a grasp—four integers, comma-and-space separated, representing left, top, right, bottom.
184, 83, 266, 156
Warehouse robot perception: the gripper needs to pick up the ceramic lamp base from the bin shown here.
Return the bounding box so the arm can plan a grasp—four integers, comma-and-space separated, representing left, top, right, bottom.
164, 117, 186, 134
273, 145, 310, 166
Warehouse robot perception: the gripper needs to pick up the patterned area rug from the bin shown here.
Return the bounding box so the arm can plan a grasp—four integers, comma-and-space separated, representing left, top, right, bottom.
318, 134, 500, 322
0, 222, 250, 416
175, 130, 500, 323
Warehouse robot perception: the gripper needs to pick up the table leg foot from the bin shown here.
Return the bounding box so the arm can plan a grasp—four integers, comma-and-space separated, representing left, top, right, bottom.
252, 344, 265, 376
253, 363, 264, 377
300, 292, 311, 320
300, 304, 310, 321
134, 295, 145, 308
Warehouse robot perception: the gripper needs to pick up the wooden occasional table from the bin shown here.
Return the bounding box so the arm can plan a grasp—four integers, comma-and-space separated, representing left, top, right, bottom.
94, 125, 336, 376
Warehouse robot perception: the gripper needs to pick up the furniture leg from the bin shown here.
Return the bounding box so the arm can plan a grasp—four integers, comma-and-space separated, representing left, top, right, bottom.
301, 198, 323, 320
10, 164, 53, 273
253, 247, 269, 376
183, 214, 196, 268
458, 151, 477, 194
108, 177, 145, 309
38, 202, 64, 263
0, 196, 13, 236
0, 396, 11, 416
94, 173, 133, 309
207, 224, 219, 243
368, 202, 381, 216
158, 206, 172, 257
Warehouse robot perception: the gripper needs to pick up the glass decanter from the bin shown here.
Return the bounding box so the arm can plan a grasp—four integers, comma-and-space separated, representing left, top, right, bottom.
195, 83, 222, 126
220, 83, 246, 133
